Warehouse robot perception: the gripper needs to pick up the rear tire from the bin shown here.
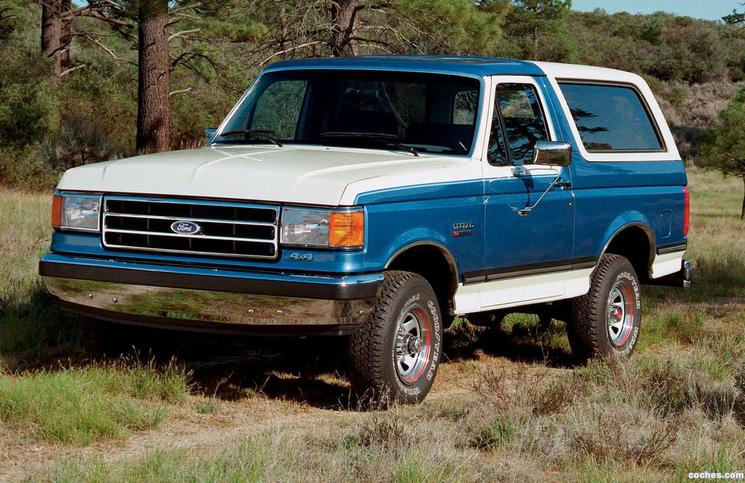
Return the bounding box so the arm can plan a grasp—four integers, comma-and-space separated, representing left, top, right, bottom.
567, 254, 642, 361
347, 271, 443, 406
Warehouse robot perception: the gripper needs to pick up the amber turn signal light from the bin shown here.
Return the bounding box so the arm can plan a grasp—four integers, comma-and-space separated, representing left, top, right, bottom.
329, 211, 364, 248
51, 194, 63, 229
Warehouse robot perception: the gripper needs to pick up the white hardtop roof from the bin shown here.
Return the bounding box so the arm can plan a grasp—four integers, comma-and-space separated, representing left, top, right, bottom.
531, 61, 645, 84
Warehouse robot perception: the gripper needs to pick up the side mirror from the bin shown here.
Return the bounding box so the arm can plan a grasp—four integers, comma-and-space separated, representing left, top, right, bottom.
204, 128, 217, 140
533, 141, 572, 167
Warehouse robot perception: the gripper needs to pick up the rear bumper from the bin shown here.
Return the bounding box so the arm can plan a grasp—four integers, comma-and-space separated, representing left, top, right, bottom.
649, 259, 693, 289
39, 253, 382, 335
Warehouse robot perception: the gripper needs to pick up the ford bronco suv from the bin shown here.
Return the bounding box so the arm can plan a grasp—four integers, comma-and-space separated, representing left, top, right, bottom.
40, 56, 691, 404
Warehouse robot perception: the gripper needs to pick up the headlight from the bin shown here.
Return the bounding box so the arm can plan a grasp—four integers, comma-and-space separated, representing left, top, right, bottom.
51, 193, 102, 232
281, 207, 364, 249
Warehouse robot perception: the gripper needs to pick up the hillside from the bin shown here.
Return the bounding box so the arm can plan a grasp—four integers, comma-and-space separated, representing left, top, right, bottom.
0, 2, 744, 187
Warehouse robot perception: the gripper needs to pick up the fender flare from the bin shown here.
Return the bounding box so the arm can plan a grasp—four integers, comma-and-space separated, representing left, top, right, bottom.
385, 240, 459, 275
599, 221, 657, 276
384, 239, 460, 298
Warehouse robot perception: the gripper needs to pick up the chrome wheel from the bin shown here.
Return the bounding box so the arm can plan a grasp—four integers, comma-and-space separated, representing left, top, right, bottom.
607, 281, 635, 348
394, 304, 432, 385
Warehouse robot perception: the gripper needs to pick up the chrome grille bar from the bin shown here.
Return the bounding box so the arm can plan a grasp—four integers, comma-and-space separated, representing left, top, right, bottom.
102, 197, 279, 260
103, 227, 276, 244
104, 212, 276, 227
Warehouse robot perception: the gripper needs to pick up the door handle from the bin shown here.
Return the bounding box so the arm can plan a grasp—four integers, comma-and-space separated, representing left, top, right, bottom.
554, 180, 572, 190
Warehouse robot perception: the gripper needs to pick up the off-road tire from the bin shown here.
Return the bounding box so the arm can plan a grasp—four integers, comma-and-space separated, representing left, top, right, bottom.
567, 254, 642, 361
347, 271, 443, 406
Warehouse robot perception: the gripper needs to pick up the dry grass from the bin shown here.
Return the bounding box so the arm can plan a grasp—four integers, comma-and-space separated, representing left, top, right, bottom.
0, 168, 744, 481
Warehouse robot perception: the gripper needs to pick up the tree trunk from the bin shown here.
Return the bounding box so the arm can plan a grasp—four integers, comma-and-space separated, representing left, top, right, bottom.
533, 25, 539, 60
59, 0, 71, 71
41, 0, 63, 76
330, 0, 359, 57
41, 0, 72, 78
741, 177, 745, 220
136, 0, 171, 154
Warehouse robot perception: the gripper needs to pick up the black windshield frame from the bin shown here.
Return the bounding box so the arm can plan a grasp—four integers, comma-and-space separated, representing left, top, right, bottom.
214, 69, 483, 156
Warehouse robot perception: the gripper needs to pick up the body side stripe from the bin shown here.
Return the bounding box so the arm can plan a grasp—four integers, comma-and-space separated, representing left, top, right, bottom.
657, 243, 688, 254
462, 256, 597, 284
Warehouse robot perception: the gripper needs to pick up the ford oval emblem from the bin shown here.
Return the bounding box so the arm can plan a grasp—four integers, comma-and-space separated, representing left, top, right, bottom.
170, 221, 202, 235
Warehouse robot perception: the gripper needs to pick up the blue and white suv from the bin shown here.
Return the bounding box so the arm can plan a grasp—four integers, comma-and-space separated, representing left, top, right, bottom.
40, 56, 691, 404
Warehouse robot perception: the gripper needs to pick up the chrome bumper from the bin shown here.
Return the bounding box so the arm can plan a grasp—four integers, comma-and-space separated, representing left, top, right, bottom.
648, 258, 693, 289
40, 254, 381, 335
681, 260, 692, 289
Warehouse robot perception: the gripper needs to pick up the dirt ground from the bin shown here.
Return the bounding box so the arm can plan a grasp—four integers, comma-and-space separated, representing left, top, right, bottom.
0, 330, 565, 481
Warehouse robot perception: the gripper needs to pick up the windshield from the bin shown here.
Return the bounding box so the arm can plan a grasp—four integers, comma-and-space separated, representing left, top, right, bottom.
215, 70, 481, 155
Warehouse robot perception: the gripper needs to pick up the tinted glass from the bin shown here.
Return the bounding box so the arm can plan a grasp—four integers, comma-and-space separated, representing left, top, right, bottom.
251, 80, 307, 139
487, 102, 508, 167
453, 90, 478, 125
494, 84, 549, 165
559, 83, 663, 152
218, 70, 480, 155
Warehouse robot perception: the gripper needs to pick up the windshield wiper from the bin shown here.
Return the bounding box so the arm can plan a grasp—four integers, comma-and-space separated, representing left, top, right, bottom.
213, 129, 283, 147
319, 131, 419, 156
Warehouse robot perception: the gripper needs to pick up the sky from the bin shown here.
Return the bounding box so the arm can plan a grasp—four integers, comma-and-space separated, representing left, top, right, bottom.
572, 0, 742, 21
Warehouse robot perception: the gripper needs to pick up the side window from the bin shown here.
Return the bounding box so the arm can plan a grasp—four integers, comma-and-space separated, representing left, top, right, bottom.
493, 84, 549, 165
487, 104, 509, 166
250, 80, 307, 139
558, 83, 663, 152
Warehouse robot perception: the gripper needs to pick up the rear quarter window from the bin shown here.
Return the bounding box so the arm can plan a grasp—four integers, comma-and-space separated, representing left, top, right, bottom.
558, 83, 664, 153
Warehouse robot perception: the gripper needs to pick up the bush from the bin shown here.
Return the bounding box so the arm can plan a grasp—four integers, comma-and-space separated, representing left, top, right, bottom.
660, 311, 705, 344
42, 112, 121, 171
468, 418, 516, 451
346, 414, 411, 450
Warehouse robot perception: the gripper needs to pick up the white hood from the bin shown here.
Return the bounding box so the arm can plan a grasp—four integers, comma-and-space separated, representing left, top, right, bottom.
58, 145, 478, 206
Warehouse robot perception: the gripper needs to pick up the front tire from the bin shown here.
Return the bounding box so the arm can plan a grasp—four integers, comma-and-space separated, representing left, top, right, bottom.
347, 271, 443, 405
567, 254, 642, 361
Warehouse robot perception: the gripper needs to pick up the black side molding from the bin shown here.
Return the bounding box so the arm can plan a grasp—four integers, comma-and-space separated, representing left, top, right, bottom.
462, 256, 597, 284
657, 242, 688, 255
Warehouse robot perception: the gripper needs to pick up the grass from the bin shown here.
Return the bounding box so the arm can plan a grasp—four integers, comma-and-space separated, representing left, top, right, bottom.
44, 355, 744, 481
0, 188, 191, 447
0, 360, 187, 444
0, 188, 81, 365
672, 169, 745, 301
0, 168, 744, 481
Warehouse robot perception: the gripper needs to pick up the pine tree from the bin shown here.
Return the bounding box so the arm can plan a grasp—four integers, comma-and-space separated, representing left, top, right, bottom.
699, 89, 745, 219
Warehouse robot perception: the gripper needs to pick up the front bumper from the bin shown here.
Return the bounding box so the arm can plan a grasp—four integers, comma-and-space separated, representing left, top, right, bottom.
39, 253, 382, 335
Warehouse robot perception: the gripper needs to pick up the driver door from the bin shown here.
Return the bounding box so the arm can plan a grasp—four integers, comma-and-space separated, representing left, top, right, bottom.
478, 77, 575, 305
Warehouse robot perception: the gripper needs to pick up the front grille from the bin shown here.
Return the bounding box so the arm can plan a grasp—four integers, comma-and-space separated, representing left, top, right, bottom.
102, 197, 279, 260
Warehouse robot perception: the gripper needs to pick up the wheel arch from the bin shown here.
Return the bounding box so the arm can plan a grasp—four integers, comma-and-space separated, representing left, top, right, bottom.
599, 222, 657, 282
385, 241, 459, 321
